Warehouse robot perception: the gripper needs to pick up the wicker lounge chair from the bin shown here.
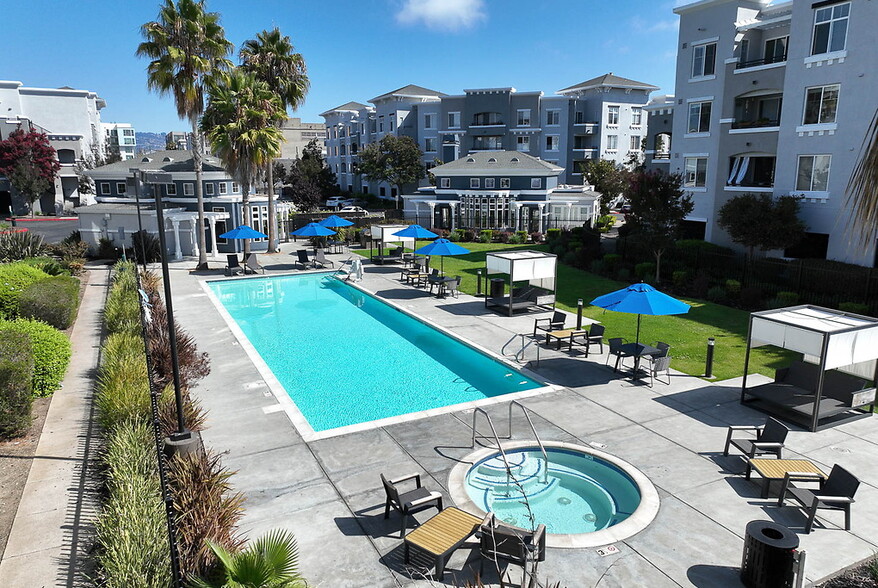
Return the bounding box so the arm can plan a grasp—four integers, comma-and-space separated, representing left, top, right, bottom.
381, 473, 443, 538
224, 254, 244, 276
777, 464, 859, 532
245, 253, 265, 274
478, 513, 546, 588
314, 248, 335, 268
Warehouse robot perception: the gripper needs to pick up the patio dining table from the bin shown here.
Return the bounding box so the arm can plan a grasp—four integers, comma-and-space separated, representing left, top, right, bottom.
619, 342, 661, 381
430, 276, 456, 298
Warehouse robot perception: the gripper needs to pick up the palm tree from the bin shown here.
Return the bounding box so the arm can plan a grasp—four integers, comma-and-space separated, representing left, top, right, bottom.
188, 529, 306, 588
846, 109, 878, 249
201, 69, 285, 257
240, 28, 310, 253
137, 0, 233, 270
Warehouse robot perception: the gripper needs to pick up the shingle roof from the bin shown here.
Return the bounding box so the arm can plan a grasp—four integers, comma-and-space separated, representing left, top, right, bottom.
319, 101, 369, 117
557, 73, 659, 95
369, 84, 446, 103
432, 151, 563, 176
86, 150, 226, 175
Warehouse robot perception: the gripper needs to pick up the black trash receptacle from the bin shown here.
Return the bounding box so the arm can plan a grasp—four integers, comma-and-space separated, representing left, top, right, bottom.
489, 278, 506, 299
741, 520, 799, 588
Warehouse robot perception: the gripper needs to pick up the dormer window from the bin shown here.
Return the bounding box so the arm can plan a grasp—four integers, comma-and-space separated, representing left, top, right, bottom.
487, 158, 497, 164
141, 157, 151, 162
510, 157, 520, 163
162, 156, 173, 162
466, 157, 475, 163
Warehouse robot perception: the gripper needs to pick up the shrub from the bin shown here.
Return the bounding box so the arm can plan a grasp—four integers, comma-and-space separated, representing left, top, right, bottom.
740, 286, 763, 309
19, 257, 64, 276
105, 262, 141, 336
776, 291, 799, 306
130, 230, 162, 264
0, 230, 44, 262
839, 302, 869, 315
707, 285, 729, 304
562, 251, 577, 267
596, 215, 615, 233
49, 238, 88, 274
672, 270, 690, 291
0, 318, 71, 396
497, 231, 511, 244
602, 253, 622, 273
516, 230, 529, 243
0, 262, 50, 319
634, 262, 656, 281
545, 228, 562, 242
447, 230, 460, 242
0, 331, 33, 438
479, 229, 493, 243
94, 420, 172, 588
462, 229, 477, 242
98, 237, 119, 260
590, 260, 604, 275
19, 275, 80, 329
145, 291, 210, 391
691, 272, 710, 298
507, 233, 522, 245
725, 279, 742, 297
530, 231, 543, 243
95, 333, 151, 432
616, 268, 631, 282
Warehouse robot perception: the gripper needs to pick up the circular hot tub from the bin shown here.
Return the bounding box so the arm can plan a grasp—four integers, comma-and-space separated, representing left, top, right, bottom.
448, 441, 660, 548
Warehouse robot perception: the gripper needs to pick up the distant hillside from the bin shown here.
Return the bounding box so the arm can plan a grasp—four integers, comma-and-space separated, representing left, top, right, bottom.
135, 132, 168, 153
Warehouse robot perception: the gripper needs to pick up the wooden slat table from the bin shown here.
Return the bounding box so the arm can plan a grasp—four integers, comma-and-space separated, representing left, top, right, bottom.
748, 458, 826, 498
404, 507, 482, 577
544, 328, 590, 352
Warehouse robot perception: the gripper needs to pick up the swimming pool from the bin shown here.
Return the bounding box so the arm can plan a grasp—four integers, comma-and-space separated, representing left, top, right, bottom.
206, 273, 545, 436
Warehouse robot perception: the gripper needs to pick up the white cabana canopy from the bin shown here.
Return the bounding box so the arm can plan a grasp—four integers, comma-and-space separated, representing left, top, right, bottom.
369, 224, 415, 247
485, 250, 557, 316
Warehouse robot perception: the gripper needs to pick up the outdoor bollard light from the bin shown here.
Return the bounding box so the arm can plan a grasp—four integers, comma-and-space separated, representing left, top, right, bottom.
477, 269, 482, 296
705, 337, 716, 378
577, 299, 584, 330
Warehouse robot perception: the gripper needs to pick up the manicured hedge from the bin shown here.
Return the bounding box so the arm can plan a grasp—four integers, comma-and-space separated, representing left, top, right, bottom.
0, 330, 34, 438
0, 318, 71, 397
95, 333, 151, 433
19, 275, 80, 330
105, 261, 141, 336
0, 262, 50, 319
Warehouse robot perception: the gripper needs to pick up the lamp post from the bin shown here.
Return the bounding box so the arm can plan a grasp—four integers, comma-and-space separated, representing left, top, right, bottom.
576, 298, 584, 330
477, 269, 483, 296
148, 171, 197, 458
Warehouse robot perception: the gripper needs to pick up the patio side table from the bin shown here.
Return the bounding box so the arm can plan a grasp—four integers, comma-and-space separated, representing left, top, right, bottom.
404, 507, 482, 577
544, 328, 589, 351
748, 458, 826, 498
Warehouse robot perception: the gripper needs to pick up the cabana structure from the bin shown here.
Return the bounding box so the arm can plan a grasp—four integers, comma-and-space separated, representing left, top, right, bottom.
367, 224, 415, 264
742, 305, 878, 431
484, 250, 557, 316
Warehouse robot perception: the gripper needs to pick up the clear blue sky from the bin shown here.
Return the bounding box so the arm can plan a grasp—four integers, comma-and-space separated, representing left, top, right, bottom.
3, 0, 685, 133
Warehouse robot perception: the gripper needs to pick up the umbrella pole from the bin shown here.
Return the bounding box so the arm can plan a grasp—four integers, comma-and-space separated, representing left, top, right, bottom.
635, 314, 642, 346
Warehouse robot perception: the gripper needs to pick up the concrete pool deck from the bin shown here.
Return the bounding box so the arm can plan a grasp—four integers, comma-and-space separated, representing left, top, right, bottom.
164, 245, 878, 588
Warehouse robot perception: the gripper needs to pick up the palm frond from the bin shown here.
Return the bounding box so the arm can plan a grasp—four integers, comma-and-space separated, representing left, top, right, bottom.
846, 107, 878, 247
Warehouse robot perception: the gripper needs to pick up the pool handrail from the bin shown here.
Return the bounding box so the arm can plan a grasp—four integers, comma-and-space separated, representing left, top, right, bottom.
508, 401, 549, 485
471, 408, 513, 495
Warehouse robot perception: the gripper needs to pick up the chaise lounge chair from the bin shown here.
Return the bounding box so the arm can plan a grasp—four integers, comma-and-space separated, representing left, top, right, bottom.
314, 248, 335, 268
295, 249, 314, 269
245, 253, 265, 274
381, 473, 443, 538
224, 254, 244, 276
777, 464, 859, 532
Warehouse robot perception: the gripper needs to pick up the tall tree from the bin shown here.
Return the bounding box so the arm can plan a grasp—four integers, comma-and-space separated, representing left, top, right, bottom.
201, 68, 285, 257
718, 193, 805, 259
0, 129, 60, 216
624, 169, 694, 282
137, 0, 233, 269
240, 27, 310, 253
579, 159, 629, 215
358, 135, 424, 209
846, 109, 878, 249
296, 139, 336, 199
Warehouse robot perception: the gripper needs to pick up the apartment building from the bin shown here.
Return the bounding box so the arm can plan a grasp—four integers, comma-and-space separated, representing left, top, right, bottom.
279, 117, 326, 159
103, 122, 137, 160
0, 80, 109, 214
666, 0, 878, 266
321, 75, 657, 198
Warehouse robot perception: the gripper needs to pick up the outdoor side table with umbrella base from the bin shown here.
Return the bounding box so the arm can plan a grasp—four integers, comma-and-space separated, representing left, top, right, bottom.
414, 238, 470, 298
290, 222, 337, 252
590, 282, 691, 381
319, 215, 354, 253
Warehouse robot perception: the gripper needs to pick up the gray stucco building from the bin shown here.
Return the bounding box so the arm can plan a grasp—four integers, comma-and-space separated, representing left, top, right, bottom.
665, 0, 878, 266
321, 74, 658, 198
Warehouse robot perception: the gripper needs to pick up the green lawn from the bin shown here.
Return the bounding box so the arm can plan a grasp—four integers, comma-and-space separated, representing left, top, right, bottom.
354, 242, 794, 381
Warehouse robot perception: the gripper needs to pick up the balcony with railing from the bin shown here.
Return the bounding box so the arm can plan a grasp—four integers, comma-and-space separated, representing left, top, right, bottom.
725, 155, 776, 191
735, 51, 787, 70
730, 94, 782, 131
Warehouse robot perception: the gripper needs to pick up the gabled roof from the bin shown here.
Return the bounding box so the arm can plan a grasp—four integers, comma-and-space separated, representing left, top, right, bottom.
85, 150, 227, 177
319, 101, 369, 117
369, 84, 446, 104
432, 151, 563, 177
557, 73, 659, 95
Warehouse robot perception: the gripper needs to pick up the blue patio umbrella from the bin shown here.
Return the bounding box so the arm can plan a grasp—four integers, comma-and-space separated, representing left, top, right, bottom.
318, 215, 354, 229
415, 238, 470, 275
219, 224, 268, 240
393, 224, 438, 239
590, 282, 690, 344
290, 222, 337, 237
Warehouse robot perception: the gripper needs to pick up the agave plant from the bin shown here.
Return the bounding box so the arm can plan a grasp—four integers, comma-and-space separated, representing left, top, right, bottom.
188, 529, 306, 588
0, 230, 44, 262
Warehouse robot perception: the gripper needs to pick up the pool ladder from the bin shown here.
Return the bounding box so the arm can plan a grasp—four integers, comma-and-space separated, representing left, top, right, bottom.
471, 401, 549, 486
501, 333, 540, 367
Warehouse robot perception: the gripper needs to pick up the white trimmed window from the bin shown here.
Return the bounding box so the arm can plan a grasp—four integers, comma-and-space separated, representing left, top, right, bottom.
796, 155, 831, 191
100, 182, 111, 195
183, 182, 194, 196
166, 183, 177, 196
389, 115, 395, 132
232, 182, 240, 193
631, 107, 643, 126
424, 137, 437, 152
470, 178, 480, 189
205, 183, 215, 196
692, 42, 717, 77
378, 117, 384, 133
485, 178, 496, 189
440, 178, 451, 188
545, 135, 559, 151
116, 182, 127, 194
530, 178, 541, 189
688, 101, 712, 133
424, 114, 434, 129
500, 178, 510, 189
448, 111, 460, 129
606, 135, 618, 151
516, 136, 530, 152
546, 110, 560, 126
812, 3, 849, 55
629, 136, 641, 150
803, 85, 839, 124
607, 106, 620, 126
218, 182, 228, 194
684, 157, 708, 187
517, 109, 531, 127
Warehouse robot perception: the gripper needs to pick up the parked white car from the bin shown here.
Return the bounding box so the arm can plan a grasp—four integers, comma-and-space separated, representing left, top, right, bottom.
338, 206, 367, 214
325, 197, 346, 208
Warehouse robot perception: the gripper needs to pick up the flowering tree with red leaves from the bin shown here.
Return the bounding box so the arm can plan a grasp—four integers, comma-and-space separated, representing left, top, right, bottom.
0, 129, 60, 215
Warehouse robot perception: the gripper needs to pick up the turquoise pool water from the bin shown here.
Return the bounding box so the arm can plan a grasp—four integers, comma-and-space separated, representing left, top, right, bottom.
464, 448, 641, 534
208, 273, 542, 432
